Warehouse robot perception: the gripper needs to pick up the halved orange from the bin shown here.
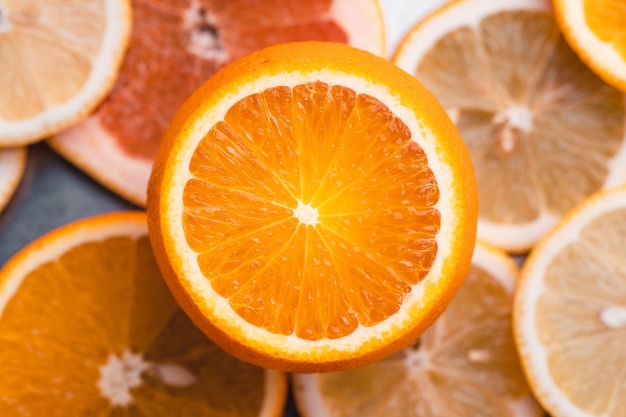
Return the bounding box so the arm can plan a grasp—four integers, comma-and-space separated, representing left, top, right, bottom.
0, 146, 26, 214
553, 0, 626, 92
514, 186, 626, 417
147, 41, 478, 372
293, 241, 543, 417
392, 0, 626, 253
0, 211, 287, 416
0, 0, 131, 146
48, 0, 387, 207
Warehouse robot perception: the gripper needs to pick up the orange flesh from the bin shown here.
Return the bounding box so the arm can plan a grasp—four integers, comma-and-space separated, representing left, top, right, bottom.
415, 11, 625, 224
98, 0, 348, 160
583, 0, 626, 60
183, 82, 441, 341
0, 235, 266, 415
315, 263, 530, 416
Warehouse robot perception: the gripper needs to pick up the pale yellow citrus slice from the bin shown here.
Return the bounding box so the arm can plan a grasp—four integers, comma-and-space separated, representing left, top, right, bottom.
147, 41, 478, 372
0, 211, 287, 416
514, 186, 626, 417
293, 241, 543, 417
0, 146, 26, 213
392, 0, 626, 253
553, 0, 626, 92
48, 0, 387, 207
0, 0, 132, 146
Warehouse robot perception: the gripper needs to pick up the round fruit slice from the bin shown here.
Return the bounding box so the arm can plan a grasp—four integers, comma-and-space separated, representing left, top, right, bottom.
0, 211, 287, 416
293, 241, 543, 417
392, 0, 626, 253
553, 0, 626, 92
48, 0, 386, 207
147, 41, 478, 373
514, 186, 626, 417
0, 0, 131, 146
0, 147, 26, 214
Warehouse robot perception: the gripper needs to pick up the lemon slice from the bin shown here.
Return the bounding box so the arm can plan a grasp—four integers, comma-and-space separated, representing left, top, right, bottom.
514, 185, 626, 417
147, 41, 478, 372
0, 0, 131, 145
293, 241, 543, 417
392, 0, 626, 253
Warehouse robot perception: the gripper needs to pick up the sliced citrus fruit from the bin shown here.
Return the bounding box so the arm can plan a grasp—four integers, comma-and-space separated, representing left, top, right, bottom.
48, 0, 386, 207
0, 146, 26, 213
514, 185, 626, 417
392, 0, 626, 253
293, 241, 543, 417
146, 41, 478, 372
0, 211, 287, 416
553, 0, 626, 92
0, 0, 132, 146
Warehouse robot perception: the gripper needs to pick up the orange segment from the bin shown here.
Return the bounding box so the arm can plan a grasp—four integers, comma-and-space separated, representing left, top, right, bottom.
184, 82, 441, 341
48, 0, 386, 206
147, 41, 478, 372
393, 0, 626, 253
553, 0, 626, 92
0, 212, 287, 416
293, 241, 543, 417
583, 0, 626, 61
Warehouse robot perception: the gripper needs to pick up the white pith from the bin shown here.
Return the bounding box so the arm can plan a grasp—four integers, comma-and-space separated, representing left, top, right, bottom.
0, 0, 132, 145
0, 147, 27, 212
161, 70, 462, 357
97, 350, 150, 406
515, 187, 626, 417
98, 349, 200, 406
293, 242, 542, 417
183, 2, 228, 62
556, 0, 626, 88
393, 0, 626, 253
0, 212, 283, 417
0, 213, 147, 315
293, 200, 319, 226
46, 0, 385, 207
330, 0, 386, 56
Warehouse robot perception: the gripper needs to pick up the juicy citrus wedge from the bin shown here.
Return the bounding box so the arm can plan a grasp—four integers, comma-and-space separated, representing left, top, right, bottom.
0, 0, 131, 146
514, 186, 626, 417
147, 41, 478, 372
0, 146, 26, 214
293, 241, 543, 417
392, 0, 626, 253
553, 0, 626, 92
48, 0, 387, 207
0, 211, 287, 416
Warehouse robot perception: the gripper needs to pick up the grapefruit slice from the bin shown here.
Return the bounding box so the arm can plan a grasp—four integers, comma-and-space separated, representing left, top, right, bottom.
48, 0, 386, 207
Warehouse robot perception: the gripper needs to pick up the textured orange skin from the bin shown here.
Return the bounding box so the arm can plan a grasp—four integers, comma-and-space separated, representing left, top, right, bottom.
553, 0, 626, 92
147, 41, 478, 373
0, 211, 288, 417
